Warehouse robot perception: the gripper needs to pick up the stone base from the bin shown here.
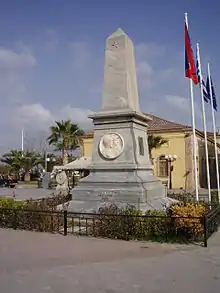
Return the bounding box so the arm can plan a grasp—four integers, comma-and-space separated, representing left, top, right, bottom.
60, 196, 176, 213
58, 170, 176, 213
55, 185, 69, 196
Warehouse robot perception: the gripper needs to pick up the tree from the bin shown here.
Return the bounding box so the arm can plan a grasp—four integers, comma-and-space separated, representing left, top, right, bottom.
18, 151, 43, 181
148, 135, 168, 161
1, 150, 43, 181
1, 150, 23, 174
47, 120, 84, 165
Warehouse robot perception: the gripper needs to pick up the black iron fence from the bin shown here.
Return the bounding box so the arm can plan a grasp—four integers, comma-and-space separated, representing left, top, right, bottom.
1, 206, 220, 247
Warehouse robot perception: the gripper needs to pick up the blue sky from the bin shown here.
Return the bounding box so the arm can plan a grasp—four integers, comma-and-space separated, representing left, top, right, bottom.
0, 0, 219, 152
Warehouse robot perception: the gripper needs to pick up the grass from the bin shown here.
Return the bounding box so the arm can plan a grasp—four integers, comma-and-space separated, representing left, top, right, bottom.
18, 181, 38, 185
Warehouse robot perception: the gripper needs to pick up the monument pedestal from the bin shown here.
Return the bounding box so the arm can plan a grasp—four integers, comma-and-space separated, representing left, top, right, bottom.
65, 111, 173, 213
61, 28, 175, 213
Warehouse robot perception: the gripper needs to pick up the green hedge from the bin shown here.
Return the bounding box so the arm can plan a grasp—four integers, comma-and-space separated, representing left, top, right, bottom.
0, 194, 71, 232
89, 204, 205, 243
0, 198, 212, 243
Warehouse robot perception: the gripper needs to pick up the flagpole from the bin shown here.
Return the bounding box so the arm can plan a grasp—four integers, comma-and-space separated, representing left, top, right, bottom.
196, 43, 211, 202
21, 128, 24, 157
185, 13, 199, 201
207, 63, 220, 201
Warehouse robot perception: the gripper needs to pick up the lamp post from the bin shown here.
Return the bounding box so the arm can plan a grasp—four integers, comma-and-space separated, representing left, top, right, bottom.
45, 155, 56, 172
165, 154, 177, 190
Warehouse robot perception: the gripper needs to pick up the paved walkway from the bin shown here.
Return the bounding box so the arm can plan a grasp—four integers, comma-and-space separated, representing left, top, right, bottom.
0, 187, 53, 201
0, 229, 220, 293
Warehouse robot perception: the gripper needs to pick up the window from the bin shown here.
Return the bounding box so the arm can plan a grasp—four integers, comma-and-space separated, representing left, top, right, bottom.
138, 137, 144, 156
158, 155, 169, 177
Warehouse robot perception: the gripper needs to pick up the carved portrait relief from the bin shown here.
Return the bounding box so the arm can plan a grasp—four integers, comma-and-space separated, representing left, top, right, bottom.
56, 171, 67, 185
99, 133, 124, 160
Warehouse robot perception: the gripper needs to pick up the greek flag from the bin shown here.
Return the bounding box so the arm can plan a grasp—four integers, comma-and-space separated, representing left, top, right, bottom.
196, 60, 209, 103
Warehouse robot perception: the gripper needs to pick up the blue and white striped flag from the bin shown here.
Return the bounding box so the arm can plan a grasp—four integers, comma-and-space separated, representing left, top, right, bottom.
196, 59, 209, 103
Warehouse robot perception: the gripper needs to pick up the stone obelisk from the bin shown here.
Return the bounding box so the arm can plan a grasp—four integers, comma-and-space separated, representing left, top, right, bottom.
66, 28, 173, 212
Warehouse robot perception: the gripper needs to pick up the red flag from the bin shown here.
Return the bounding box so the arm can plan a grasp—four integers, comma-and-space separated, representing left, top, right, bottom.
185, 22, 198, 85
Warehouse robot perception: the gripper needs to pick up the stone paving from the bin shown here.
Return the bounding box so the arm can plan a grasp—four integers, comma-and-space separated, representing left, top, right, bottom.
0, 228, 220, 293
0, 187, 53, 201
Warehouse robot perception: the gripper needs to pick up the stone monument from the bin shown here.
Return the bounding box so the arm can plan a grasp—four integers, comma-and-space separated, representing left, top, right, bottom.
65, 28, 174, 212
42, 172, 51, 189
55, 171, 69, 196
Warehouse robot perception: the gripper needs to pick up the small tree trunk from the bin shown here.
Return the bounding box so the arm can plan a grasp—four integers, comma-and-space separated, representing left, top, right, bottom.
63, 150, 68, 165
24, 172, 31, 182
63, 137, 69, 165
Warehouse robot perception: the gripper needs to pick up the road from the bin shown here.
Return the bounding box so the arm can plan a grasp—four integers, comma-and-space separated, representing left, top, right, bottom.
0, 228, 220, 292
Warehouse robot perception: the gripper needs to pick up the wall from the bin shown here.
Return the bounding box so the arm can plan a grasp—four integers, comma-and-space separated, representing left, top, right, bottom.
151, 132, 186, 189
198, 137, 219, 189
82, 137, 93, 158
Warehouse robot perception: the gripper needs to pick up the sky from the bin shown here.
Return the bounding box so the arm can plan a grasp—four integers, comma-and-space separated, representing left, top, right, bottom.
0, 0, 220, 153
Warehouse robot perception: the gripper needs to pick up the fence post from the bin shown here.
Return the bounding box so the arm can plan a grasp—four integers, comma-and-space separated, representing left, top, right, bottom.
63, 210, 67, 236
203, 215, 208, 248
13, 210, 17, 230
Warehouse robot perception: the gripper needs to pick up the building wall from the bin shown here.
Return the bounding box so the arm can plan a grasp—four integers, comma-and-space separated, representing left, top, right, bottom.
151, 132, 186, 189
82, 137, 93, 158
198, 138, 218, 189
184, 134, 194, 189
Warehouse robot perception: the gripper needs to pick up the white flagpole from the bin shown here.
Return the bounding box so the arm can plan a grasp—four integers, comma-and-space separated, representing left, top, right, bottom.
207, 63, 220, 201
21, 128, 24, 156
196, 43, 211, 202
185, 13, 199, 201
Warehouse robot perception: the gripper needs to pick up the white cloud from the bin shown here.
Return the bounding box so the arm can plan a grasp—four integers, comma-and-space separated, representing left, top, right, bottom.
165, 95, 189, 112
11, 103, 93, 132
59, 105, 93, 125
14, 103, 53, 127
0, 48, 36, 71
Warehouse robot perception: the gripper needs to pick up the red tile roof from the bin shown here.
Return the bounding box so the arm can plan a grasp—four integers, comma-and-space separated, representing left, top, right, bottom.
83, 113, 191, 138
145, 113, 190, 131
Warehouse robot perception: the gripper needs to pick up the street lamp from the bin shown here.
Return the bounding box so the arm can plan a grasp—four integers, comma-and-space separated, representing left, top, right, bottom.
165, 154, 177, 190
45, 156, 56, 172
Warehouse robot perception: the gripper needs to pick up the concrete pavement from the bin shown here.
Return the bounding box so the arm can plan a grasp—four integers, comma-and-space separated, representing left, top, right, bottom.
0, 187, 53, 201
0, 228, 220, 292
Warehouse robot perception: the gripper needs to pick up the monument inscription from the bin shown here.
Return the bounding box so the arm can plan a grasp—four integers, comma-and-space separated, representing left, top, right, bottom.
99, 132, 124, 160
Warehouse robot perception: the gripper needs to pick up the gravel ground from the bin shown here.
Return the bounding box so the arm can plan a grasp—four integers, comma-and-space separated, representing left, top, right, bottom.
0, 228, 220, 293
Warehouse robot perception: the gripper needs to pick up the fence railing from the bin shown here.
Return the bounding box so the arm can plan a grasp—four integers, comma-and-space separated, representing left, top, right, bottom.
0, 207, 220, 247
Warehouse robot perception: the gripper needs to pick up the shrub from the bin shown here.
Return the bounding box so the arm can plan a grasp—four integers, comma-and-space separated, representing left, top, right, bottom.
0, 198, 211, 243
91, 204, 142, 240
91, 204, 171, 241
143, 210, 173, 240
168, 192, 195, 203
169, 202, 206, 239
211, 191, 219, 208
0, 194, 70, 232
0, 197, 27, 209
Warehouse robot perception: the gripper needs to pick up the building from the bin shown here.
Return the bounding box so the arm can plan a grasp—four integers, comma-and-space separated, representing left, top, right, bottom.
81, 113, 220, 190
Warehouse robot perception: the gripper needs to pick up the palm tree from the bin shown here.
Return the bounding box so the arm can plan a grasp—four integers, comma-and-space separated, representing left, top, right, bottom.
148, 135, 168, 162
1, 150, 42, 181
18, 151, 43, 181
47, 120, 84, 165
1, 150, 22, 174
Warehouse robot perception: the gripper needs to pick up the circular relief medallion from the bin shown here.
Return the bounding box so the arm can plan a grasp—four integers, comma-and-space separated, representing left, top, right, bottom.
99, 133, 124, 160
56, 171, 67, 185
